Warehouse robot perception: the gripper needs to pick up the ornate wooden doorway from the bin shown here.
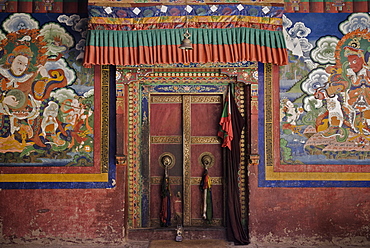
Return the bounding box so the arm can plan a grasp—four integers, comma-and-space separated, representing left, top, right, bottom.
147, 94, 224, 227
124, 70, 250, 235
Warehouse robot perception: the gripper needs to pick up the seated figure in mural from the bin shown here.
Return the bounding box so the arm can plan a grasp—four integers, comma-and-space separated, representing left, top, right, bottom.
314, 86, 345, 137
0, 44, 67, 150
0, 45, 43, 150
40, 101, 66, 146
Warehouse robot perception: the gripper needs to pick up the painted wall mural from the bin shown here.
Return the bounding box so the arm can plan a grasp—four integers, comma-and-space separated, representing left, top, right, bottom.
259, 12, 370, 187
0, 13, 115, 189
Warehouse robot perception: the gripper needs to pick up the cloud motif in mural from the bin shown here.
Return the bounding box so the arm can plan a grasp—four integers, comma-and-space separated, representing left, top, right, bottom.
283, 16, 313, 62
58, 14, 80, 27
298, 38, 313, 54
339, 13, 370, 34
50, 87, 78, 105
40, 23, 74, 56
75, 39, 86, 60
73, 18, 88, 35
301, 68, 330, 95
310, 36, 339, 65
288, 22, 311, 38
44, 58, 76, 85
2, 13, 39, 33
58, 14, 88, 61
58, 14, 88, 37
84, 89, 94, 98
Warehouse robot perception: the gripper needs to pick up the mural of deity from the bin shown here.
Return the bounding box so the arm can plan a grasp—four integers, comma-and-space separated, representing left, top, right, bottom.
0, 13, 94, 166
280, 13, 370, 164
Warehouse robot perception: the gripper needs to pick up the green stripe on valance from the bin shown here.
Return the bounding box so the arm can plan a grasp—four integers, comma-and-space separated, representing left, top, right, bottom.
86, 27, 286, 49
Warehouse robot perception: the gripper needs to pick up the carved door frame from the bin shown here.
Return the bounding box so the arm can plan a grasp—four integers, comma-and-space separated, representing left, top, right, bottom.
117, 67, 256, 230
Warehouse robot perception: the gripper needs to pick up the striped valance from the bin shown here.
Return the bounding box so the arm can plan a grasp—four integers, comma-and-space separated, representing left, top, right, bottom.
83, 4, 288, 67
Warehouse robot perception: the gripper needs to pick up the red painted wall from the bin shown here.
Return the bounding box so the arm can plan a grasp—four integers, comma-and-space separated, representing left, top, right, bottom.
0, 166, 127, 245
248, 163, 370, 246
2, 162, 368, 246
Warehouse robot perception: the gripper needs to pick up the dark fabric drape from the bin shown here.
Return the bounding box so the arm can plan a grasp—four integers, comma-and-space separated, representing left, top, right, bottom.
225, 86, 249, 245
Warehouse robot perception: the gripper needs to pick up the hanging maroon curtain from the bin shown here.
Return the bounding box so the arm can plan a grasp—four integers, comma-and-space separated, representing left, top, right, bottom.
1, 0, 87, 13
224, 85, 249, 245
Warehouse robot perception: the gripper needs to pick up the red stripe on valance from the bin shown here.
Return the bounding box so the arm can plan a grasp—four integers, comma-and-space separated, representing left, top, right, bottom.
84, 43, 287, 67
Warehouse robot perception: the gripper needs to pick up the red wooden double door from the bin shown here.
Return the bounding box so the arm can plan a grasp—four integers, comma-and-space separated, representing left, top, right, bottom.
146, 94, 225, 227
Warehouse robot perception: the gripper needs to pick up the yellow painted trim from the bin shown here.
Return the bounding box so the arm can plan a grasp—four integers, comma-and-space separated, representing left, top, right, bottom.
0, 173, 108, 182
266, 166, 370, 181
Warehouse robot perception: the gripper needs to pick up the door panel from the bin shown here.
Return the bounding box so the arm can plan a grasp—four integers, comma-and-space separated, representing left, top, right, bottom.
189, 96, 224, 226
191, 100, 223, 136
148, 94, 223, 227
150, 101, 182, 136
190, 143, 224, 224
149, 96, 183, 227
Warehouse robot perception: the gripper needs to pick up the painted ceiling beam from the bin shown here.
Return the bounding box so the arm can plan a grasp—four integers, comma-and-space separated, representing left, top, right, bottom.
88, 0, 285, 7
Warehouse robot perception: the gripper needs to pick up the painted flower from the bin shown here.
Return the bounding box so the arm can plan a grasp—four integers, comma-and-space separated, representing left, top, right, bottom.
183, 86, 191, 91
84, 145, 91, 153
169, 7, 180, 16
252, 70, 258, 80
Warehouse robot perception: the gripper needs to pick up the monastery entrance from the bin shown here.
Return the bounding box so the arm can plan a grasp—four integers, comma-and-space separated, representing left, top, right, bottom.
124, 69, 250, 240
